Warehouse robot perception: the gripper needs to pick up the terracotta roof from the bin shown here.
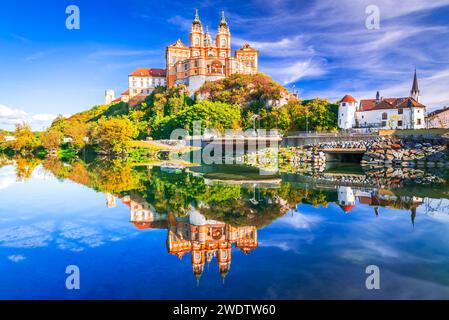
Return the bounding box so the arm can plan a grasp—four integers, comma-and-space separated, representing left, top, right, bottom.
129, 68, 166, 77
339, 204, 355, 213
341, 95, 357, 103
359, 97, 425, 111
395, 97, 426, 109
359, 196, 373, 205
131, 221, 167, 230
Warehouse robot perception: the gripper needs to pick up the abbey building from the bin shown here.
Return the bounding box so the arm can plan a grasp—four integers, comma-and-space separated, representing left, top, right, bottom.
166, 10, 258, 93
105, 10, 258, 105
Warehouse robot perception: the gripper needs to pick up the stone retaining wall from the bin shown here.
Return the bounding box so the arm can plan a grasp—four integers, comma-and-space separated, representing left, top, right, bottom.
280, 136, 449, 167
361, 138, 449, 167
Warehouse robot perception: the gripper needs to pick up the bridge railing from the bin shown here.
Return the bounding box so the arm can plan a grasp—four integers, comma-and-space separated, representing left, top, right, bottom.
285, 129, 378, 138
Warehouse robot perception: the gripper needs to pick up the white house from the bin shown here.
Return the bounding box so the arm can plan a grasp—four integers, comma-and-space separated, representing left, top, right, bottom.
128, 67, 166, 98
338, 70, 426, 130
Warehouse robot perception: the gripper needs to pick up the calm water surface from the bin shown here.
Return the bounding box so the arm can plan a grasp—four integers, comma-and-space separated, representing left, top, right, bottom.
1, 158, 449, 299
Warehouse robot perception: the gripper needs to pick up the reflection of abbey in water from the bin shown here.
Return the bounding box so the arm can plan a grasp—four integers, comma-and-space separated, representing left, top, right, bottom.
106, 193, 257, 284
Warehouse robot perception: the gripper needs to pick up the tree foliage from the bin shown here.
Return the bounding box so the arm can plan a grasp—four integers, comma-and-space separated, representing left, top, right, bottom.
64, 122, 89, 149
153, 100, 242, 139
11, 124, 39, 154
291, 98, 338, 132
41, 130, 62, 152
92, 117, 138, 154
197, 73, 289, 109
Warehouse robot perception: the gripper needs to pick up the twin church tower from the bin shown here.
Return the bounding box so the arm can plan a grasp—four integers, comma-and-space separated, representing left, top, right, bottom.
165, 9, 259, 92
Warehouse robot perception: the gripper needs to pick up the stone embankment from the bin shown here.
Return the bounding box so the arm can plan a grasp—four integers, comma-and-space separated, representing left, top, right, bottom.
280, 136, 449, 167
303, 167, 446, 188
361, 138, 449, 167
279, 146, 326, 169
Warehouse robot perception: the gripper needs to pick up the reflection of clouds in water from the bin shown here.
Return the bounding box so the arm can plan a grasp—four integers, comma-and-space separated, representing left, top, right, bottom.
8, 254, 26, 262
0, 166, 17, 190
330, 206, 449, 266
0, 220, 130, 252
58, 223, 108, 250
59, 223, 98, 239
0, 225, 53, 248
259, 232, 315, 254
339, 240, 401, 264
275, 209, 323, 230
259, 210, 321, 253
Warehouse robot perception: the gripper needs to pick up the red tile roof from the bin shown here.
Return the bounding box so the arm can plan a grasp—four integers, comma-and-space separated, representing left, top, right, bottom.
129, 68, 166, 77
121, 89, 129, 96
359, 97, 425, 111
359, 196, 373, 205
339, 204, 355, 213
341, 95, 357, 103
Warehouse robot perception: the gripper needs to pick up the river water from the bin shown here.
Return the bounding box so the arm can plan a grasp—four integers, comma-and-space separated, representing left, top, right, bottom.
1, 158, 449, 299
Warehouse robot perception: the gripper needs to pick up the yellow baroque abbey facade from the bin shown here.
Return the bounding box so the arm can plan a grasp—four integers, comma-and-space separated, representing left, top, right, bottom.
105, 10, 259, 105
165, 10, 259, 93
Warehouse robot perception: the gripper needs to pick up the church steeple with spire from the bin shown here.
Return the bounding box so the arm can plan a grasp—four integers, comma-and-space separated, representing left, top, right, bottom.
411, 68, 421, 102
166, 9, 258, 91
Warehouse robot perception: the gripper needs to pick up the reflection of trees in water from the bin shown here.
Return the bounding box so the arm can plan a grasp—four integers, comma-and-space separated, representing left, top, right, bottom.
14, 157, 41, 181
42, 158, 145, 195
16, 157, 449, 223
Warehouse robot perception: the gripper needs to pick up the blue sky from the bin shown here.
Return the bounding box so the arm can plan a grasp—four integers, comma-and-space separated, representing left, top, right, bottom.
1, 0, 449, 130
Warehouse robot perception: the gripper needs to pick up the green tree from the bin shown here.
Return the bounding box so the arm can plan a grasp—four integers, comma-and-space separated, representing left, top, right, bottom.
258, 105, 293, 134
11, 124, 39, 154
64, 122, 89, 149
93, 117, 138, 154
197, 73, 288, 110
41, 130, 63, 153
294, 98, 338, 132
153, 100, 241, 139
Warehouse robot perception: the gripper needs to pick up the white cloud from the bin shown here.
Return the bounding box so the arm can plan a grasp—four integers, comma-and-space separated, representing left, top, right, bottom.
8, 254, 26, 262
262, 59, 327, 85
233, 35, 315, 58
0, 104, 61, 131
24, 51, 45, 62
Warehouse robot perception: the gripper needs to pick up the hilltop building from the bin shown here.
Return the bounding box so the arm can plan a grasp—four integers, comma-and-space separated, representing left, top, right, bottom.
105, 68, 166, 105
105, 10, 259, 105
128, 67, 166, 98
426, 106, 449, 128
104, 90, 115, 105
338, 70, 426, 130
165, 10, 259, 93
